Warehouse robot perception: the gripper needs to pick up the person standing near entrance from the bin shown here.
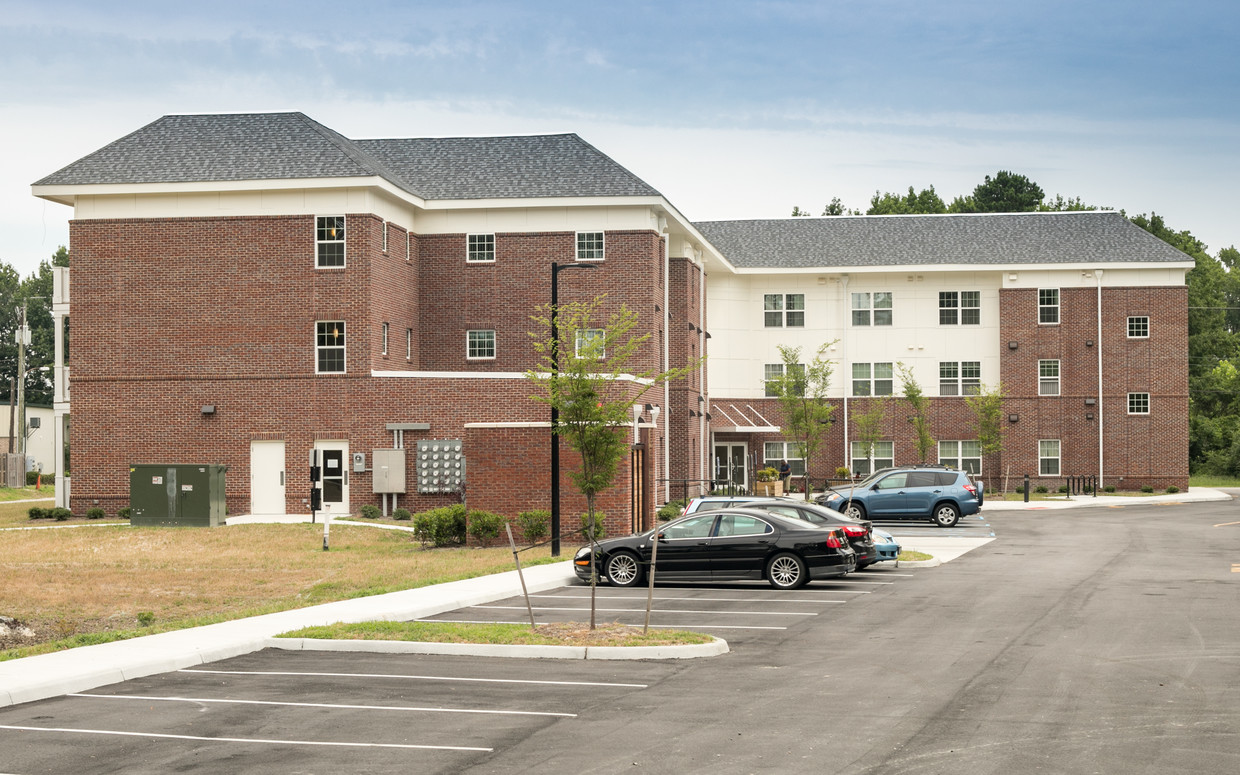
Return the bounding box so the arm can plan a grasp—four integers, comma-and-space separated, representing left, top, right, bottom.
778, 460, 791, 488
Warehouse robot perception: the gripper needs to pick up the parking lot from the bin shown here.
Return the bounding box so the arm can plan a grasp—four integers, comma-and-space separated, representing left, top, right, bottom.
0, 564, 921, 773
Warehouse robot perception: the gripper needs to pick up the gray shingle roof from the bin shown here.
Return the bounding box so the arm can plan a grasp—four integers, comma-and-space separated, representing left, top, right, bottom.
694, 212, 1193, 268
34, 112, 661, 201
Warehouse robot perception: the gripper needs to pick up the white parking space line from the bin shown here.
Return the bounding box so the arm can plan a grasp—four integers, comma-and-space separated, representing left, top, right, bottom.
470, 605, 828, 615
532, 593, 860, 602
826, 580, 894, 585
181, 669, 647, 689
69, 693, 576, 718
426, 618, 788, 630
0, 725, 491, 752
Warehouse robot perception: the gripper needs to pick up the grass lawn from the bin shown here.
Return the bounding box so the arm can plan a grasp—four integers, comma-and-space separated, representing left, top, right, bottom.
0, 485, 55, 507
0, 518, 564, 661
1188, 474, 1240, 488
278, 620, 714, 647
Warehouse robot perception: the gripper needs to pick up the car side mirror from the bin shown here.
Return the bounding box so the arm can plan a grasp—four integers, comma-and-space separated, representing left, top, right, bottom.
657, 532, 667, 541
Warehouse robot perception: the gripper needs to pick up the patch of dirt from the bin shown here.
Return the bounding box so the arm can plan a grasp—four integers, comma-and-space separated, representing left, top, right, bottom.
0, 615, 38, 649
535, 621, 665, 645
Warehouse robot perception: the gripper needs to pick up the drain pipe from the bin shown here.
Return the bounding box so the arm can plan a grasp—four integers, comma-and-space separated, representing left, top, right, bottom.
1096, 269, 1104, 487
840, 275, 850, 474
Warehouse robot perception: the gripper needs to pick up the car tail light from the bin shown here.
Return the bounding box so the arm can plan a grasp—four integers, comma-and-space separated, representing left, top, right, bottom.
824, 530, 844, 549
841, 524, 868, 538
963, 484, 977, 496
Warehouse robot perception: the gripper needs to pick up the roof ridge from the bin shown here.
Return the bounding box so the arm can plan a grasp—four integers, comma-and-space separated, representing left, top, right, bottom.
289, 113, 426, 198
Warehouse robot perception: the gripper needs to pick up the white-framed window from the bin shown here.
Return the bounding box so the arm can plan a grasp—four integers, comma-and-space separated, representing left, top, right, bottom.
851, 440, 894, 477
1128, 316, 1150, 338
1039, 439, 1061, 476
939, 290, 980, 325
939, 440, 982, 474
1038, 360, 1060, 396
316, 321, 346, 373
381, 322, 389, 355
852, 362, 894, 396
575, 328, 605, 359
382, 221, 389, 253
764, 441, 806, 477
764, 362, 804, 397
316, 216, 345, 268
468, 233, 496, 263
1128, 392, 1150, 414
467, 329, 496, 360
851, 292, 893, 326
764, 293, 805, 327
940, 361, 981, 396
1039, 288, 1059, 324
406, 328, 412, 361
406, 232, 412, 262
576, 231, 604, 261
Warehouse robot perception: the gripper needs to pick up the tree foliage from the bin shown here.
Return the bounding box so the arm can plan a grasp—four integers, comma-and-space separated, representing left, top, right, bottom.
897, 363, 935, 463
949, 170, 1045, 213
769, 343, 836, 499
965, 383, 1006, 488
867, 186, 947, 215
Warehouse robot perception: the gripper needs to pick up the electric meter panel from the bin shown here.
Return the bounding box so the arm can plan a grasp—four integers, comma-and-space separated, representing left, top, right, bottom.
416, 440, 464, 494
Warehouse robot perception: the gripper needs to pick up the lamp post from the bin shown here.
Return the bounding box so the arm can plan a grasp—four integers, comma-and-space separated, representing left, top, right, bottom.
550, 261, 596, 557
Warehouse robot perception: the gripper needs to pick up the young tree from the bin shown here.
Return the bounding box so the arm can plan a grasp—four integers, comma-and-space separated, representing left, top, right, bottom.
965, 383, 1006, 491
527, 295, 696, 628
897, 363, 935, 463
769, 343, 836, 500
851, 394, 888, 475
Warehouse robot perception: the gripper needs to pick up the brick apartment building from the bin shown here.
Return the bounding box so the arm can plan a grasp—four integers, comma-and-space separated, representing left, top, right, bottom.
33, 112, 1192, 528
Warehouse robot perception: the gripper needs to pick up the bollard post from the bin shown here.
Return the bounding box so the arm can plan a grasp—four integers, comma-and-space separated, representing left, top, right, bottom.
1023, 473, 1030, 503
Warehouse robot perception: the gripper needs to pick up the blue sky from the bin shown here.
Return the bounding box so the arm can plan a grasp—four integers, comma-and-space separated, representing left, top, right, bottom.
3, 0, 1237, 275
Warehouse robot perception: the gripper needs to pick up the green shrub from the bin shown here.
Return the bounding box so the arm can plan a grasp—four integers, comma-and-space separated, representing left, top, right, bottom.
581, 512, 606, 541
1014, 486, 1024, 494
359, 504, 382, 519
118, 506, 132, 520
1104, 485, 1116, 493
1166, 485, 1180, 494
412, 513, 434, 546
392, 508, 412, 521
414, 505, 468, 547
136, 611, 155, 627
51, 507, 72, 521
1035, 485, 1048, 494
1141, 485, 1154, 493
26, 471, 41, 486
86, 507, 105, 520
1057, 485, 1068, 494
467, 510, 509, 546
1082, 485, 1093, 494
657, 500, 685, 521
516, 509, 551, 543
27, 506, 47, 520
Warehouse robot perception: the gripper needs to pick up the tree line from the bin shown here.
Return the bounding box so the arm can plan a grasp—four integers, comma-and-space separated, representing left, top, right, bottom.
793, 173, 1238, 477
0, 246, 66, 409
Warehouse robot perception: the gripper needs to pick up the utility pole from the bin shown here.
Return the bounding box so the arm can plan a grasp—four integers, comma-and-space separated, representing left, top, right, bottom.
16, 301, 28, 459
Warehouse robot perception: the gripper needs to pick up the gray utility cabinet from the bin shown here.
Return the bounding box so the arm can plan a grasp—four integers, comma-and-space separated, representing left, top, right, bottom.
371, 449, 407, 493
129, 464, 228, 527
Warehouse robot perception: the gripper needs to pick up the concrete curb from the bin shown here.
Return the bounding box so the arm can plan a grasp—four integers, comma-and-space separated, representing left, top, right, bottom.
894, 557, 942, 568
267, 636, 729, 660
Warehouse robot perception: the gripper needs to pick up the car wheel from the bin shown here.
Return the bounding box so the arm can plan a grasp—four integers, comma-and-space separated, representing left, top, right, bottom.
932, 503, 960, 528
767, 553, 808, 589
843, 502, 866, 520
605, 551, 643, 587
855, 562, 870, 571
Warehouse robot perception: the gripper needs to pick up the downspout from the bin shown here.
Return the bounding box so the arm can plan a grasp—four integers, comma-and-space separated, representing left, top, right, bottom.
698, 247, 708, 488
660, 217, 671, 505
840, 275, 850, 475
1096, 269, 1104, 487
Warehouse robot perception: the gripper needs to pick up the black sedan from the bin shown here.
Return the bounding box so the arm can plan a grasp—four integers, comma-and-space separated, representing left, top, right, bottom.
573, 507, 856, 589
737, 500, 880, 569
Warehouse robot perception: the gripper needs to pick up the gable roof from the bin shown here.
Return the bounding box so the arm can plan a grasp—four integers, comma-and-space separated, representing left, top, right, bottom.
34, 112, 661, 201
694, 211, 1194, 269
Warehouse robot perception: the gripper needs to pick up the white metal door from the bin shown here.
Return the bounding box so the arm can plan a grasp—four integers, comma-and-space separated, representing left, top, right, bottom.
250, 441, 286, 515
315, 441, 349, 516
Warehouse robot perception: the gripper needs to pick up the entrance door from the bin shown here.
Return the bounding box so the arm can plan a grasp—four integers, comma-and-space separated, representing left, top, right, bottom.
250, 441, 286, 515
713, 444, 748, 490
315, 441, 350, 517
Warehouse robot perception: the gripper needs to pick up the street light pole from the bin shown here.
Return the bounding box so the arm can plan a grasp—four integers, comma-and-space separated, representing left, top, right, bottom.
550, 261, 595, 557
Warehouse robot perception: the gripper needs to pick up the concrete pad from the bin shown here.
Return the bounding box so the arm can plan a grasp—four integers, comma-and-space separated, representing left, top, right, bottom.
267, 636, 729, 660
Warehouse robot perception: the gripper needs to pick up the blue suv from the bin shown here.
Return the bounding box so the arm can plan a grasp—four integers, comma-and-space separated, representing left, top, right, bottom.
817, 465, 983, 527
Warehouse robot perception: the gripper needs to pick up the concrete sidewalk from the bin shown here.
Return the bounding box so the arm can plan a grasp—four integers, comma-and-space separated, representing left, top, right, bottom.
980, 486, 1232, 511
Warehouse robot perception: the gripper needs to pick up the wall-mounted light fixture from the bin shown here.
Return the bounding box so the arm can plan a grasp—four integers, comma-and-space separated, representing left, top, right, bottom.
1008, 341, 1019, 350
1008, 413, 1019, 423
201, 405, 216, 415
1085, 398, 1097, 406
1086, 412, 1095, 420
1085, 339, 1094, 347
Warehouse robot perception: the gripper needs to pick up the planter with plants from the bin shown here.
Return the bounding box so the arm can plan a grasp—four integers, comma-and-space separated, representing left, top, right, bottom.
754, 467, 783, 496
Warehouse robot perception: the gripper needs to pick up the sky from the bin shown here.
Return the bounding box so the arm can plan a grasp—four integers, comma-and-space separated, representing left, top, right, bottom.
3, 0, 1237, 277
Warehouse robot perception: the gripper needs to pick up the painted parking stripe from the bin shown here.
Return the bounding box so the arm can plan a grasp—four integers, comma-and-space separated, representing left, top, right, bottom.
426, 618, 787, 630
470, 605, 829, 615
0, 725, 490, 752
69, 693, 576, 718
181, 669, 646, 689
532, 593, 868, 601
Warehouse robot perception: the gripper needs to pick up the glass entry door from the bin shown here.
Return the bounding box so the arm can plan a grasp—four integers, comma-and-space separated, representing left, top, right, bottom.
714, 444, 748, 490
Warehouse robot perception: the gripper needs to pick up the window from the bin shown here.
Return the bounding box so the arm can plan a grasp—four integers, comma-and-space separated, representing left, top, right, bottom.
939, 440, 982, 474
763, 293, 805, 327
1038, 360, 1060, 396
1128, 316, 1149, 338
764, 441, 806, 476
1039, 439, 1061, 476
940, 361, 981, 396
382, 221, 389, 253
381, 322, 389, 355
406, 328, 412, 360
939, 290, 980, 325
852, 362, 894, 396
1038, 288, 1059, 324
575, 328, 605, 359
851, 441, 893, 477
316, 216, 345, 268
662, 514, 718, 540
717, 514, 773, 537
467, 330, 496, 359
1128, 393, 1150, 414
851, 292, 893, 326
467, 233, 495, 263
576, 231, 604, 261
316, 321, 346, 373
764, 362, 804, 397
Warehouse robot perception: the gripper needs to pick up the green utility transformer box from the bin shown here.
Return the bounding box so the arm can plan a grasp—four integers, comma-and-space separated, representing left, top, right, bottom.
129, 464, 228, 527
